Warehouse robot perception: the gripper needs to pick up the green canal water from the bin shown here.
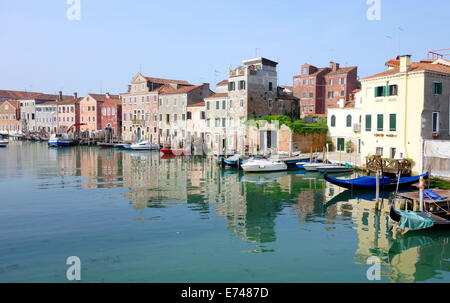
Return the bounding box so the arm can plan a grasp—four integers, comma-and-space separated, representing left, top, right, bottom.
1, 141, 450, 283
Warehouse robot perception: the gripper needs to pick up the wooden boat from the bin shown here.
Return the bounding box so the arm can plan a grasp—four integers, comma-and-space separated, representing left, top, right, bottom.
160, 148, 187, 156
324, 173, 429, 190
390, 204, 450, 231
241, 157, 288, 172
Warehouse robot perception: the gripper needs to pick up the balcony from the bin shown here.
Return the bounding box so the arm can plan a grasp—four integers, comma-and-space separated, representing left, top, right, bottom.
132, 119, 145, 126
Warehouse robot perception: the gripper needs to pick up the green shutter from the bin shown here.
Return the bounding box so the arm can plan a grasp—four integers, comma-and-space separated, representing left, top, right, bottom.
389, 114, 396, 131
374, 87, 378, 98
365, 115, 372, 132
377, 114, 383, 131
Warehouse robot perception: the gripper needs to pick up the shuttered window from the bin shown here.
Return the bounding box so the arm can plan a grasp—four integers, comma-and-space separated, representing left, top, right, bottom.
365, 115, 372, 132
389, 114, 396, 131
377, 114, 383, 131
434, 82, 443, 95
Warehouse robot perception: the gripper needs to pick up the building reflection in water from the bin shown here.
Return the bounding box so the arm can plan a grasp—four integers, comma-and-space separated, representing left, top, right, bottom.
35, 144, 450, 280
325, 182, 450, 282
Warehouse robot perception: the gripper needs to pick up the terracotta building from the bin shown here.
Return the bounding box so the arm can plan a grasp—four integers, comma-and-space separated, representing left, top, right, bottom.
0, 100, 21, 134
79, 93, 120, 132
293, 62, 359, 116
121, 73, 192, 143
57, 95, 81, 133
100, 96, 122, 138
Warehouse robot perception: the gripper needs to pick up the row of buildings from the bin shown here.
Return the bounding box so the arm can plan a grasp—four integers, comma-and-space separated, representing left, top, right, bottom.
327, 55, 450, 176
2, 54, 450, 176
0, 91, 122, 136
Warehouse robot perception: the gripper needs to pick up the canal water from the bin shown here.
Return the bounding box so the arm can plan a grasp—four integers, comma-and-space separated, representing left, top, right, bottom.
1, 141, 450, 283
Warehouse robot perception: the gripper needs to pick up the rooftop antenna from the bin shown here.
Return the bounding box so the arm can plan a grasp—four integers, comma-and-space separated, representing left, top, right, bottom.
398, 27, 404, 55
428, 48, 450, 59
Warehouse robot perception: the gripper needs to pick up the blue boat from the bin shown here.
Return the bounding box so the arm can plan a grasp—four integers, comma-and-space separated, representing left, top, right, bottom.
48, 134, 76, 147
324, 172, 429, 190
223, 155, 249, 167
296, 158, 321, 169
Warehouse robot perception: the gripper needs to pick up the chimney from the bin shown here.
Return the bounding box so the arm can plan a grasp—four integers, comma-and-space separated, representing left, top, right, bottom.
74, 92, 78, 100
105, 92, 110, 99
330, 62, 340, 72
399, 55, 412, 73
58, 91, 63, 101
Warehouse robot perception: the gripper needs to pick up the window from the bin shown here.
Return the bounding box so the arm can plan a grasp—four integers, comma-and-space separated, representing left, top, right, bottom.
206, 102, 210, 110
331, 115, 336, 127
186, 112, 192, 120
346, 115, 352, 127
309, 105, 313, 112
365, 115, 372, 132
390, 148, 397, 159
238, 80, 246, 90
389, 114, 397, 131
388, 85, 398, 96
302, 93, 307, 98
200, 111, 205, 119
269, 82, 273, 91
340, 90, 345, 97
303, 80, 307, 85
432, 112, 439, 133
375, 86, 386, 97
228, 82, 235, 91
222, 118, 226, 127
377, 114, 383, 131
327, 91, 333, 99
206, 119, 210, 127
434, 82, 443, 95
340, 78, 346, 85
329, 79, 333, 85
216, 101, 220, 110
222, 100, 226, 110
240, 99, 243, 107
309, 92, 314, 98
309, 79, 314, 85
376, 147, 383, 156
337, 138, 345, 151
215, 118, 220, 127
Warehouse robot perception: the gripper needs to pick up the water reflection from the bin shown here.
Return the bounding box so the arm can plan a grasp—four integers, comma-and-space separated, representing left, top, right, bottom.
3, 142, 450, 282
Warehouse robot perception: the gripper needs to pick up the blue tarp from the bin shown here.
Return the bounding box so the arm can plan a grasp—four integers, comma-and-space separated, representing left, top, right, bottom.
424, 189, 445, 200
397, 210, 434, 230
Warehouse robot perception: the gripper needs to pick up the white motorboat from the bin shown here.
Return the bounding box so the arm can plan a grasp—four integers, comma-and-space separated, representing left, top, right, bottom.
130, 141, 159, 151
241, 157, 288, 172
302, 163, 336, 171
0, 139, 8, 148
48, 133, 75, 147
114, 143, 132, 150
316, 166, 354, 174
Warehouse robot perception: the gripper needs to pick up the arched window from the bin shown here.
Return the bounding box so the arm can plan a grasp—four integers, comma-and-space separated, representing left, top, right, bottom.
331, 115, 336, 127
346, 115, 352, 127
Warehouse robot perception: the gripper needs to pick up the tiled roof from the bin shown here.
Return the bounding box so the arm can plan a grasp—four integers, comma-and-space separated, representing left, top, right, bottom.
293, 68, 329, 78
144, 76, 191, 85
87, 93, 120, 101
363, 60, 450, 80
216, 79, 228, 86
188, 101, 205, 107
0, 90, 42, 100
204, 93, 228, 99
326, 66, 357, 76
160, 84, 205, 95
0, 100, 20, 109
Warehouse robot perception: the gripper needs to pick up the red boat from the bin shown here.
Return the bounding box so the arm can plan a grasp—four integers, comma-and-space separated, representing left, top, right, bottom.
160, 148, 187, 156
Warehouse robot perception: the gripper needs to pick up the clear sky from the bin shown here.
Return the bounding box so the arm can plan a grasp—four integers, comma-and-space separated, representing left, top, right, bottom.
1, 0, 449, 96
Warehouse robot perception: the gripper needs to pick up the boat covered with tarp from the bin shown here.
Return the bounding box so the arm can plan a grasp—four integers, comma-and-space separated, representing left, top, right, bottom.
324, 173, 429, 190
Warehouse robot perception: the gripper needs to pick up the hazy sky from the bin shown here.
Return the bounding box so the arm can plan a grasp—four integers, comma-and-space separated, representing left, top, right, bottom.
1, 0, 449, 96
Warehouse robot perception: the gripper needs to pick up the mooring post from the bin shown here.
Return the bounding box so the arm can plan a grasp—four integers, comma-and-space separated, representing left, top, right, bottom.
375, 169, 380, 204
419, 176, 425, 212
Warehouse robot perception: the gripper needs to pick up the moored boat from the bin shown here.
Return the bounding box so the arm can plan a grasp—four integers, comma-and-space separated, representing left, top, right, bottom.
160, 148, 187, 156
324, 172, 429, 190
302, 163, 336, 171
316, 166, 354, 174
0, 139, 8, 147
130, 141, 159, 151
114, 143, 132, 150
241, 157, 288, 172
48, 134, 76, 147
223, 154, 249, 167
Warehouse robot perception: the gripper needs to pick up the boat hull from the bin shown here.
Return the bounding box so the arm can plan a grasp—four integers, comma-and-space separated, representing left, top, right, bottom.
48, 141, 76, 147
317, 167, 354, 173
324, 173, 429, 190
390, 204, 450, 231
160, 149, 186, 156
